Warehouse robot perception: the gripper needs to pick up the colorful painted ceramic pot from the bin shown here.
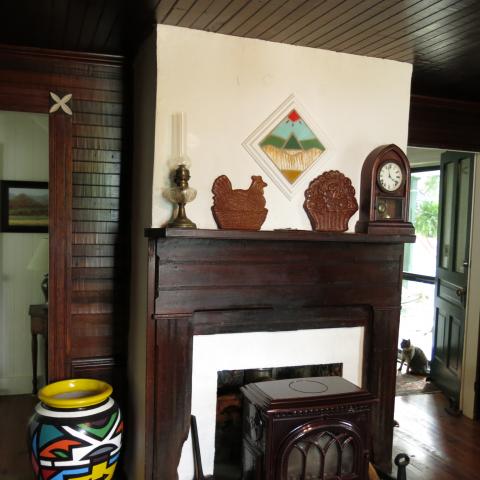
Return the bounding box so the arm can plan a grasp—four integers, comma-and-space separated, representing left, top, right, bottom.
28, 378, 123, 480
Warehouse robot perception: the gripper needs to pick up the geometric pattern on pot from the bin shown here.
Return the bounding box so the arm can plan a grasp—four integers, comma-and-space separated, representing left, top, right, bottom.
243, 94, 333, 199
29, 398, 123, 480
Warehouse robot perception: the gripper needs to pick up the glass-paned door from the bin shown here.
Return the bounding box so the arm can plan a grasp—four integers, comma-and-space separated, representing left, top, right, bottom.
431, 151, 474, 408
401, 167, 440, 361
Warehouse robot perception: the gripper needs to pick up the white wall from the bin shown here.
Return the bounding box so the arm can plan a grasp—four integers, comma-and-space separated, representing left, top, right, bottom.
0, 111, 49, 394
152, 25, 412, 230
129, 24, 413, 479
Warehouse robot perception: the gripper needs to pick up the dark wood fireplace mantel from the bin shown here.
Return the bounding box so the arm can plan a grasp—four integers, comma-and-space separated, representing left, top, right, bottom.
145, 226, 414, 243
144, 228, 414, 479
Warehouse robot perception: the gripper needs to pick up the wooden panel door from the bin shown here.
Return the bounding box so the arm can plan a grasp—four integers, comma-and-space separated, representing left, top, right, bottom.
432, 151, 474, 409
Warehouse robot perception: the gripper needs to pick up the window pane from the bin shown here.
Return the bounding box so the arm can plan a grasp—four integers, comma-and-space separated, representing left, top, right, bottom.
440, 163, 454, 269
400, 280, 434, 360
404, 170, 440, 277
454, 157, 470, 273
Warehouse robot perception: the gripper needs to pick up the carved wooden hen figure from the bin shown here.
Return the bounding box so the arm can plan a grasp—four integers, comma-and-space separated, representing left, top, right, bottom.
211, 175, 268, 230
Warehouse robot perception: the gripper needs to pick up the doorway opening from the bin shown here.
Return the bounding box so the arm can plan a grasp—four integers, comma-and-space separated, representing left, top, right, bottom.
398, 146, 476, 408
397, 147, 440, 396
0, 110, 49, 480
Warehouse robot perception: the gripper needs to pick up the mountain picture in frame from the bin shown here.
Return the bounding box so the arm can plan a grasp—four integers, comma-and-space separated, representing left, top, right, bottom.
0, 180, 48, 232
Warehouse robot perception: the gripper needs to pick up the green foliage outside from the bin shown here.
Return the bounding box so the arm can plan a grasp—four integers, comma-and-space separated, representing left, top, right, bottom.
415, 201, 438, 237
414, 174, 439, 238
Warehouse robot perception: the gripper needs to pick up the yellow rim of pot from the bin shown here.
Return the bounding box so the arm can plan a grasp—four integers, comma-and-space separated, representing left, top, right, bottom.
38, 378, 113, 409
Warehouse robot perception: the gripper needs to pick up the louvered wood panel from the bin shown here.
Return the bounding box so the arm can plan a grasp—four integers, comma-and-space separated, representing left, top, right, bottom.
72, 267, 115, 279
73, 162, 121, 174
71, 88, 127, 369
73, 232, 119, 244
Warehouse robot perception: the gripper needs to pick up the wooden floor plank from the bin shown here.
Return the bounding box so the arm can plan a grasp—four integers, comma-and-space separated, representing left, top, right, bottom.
0, 394, 37, 480
391, 393, 480, 480
2, 391, 479, 480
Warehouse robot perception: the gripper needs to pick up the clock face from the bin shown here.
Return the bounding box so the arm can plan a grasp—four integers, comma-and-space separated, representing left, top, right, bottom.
378, 161, 403, 192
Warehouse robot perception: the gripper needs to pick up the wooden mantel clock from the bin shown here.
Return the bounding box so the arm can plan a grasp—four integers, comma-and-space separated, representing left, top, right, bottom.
355, 144, 415, 236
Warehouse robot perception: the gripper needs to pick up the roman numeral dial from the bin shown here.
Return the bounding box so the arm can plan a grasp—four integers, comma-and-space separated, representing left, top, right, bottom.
378, 161, 403, 192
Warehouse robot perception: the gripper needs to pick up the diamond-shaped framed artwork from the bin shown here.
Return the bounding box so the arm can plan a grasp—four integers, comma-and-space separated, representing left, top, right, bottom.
243, 95, 332, 199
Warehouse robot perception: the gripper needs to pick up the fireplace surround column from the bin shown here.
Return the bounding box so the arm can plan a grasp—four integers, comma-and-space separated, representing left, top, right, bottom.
143, 227, 414, 479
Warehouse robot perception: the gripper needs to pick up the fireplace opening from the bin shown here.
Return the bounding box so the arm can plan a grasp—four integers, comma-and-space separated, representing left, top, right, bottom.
213, 363, 343, 479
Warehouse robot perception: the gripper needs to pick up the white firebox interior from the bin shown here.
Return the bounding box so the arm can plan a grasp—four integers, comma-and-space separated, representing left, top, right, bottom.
178, 326, 365, 479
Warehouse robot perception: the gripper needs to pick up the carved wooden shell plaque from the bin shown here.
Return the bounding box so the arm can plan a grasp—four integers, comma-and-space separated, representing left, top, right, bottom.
211, 175, 268, 230
304, 170, 358, 232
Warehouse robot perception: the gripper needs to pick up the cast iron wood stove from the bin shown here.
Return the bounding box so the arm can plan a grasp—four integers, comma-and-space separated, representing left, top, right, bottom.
241, 376, 376, 480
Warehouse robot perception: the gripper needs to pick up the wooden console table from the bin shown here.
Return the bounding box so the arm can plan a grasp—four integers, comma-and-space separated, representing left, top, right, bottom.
29, 304, 48, 394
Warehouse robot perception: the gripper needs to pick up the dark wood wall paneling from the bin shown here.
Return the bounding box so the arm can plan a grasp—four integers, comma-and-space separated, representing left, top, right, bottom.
0, 46, 129, 399
409, 95, 480, 152
71, 87, 125, 362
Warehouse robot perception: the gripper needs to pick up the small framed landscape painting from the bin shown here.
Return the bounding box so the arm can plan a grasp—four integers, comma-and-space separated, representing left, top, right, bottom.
0, 180, 48, 232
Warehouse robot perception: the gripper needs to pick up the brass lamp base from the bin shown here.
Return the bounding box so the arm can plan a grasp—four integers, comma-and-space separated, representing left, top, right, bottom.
164, 164, 197, 229
169, 207, 197, 229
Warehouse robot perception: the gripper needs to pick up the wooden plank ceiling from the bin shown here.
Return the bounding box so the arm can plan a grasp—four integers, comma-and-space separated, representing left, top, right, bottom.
0, 0, 479, 102
153, 0, 480, 102
0, 0, 128, 55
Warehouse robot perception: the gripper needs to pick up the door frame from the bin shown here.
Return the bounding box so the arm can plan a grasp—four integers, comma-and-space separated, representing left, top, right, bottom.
0, 46, 73, 381
409, 94, 480, 419
402, 163, 439, 353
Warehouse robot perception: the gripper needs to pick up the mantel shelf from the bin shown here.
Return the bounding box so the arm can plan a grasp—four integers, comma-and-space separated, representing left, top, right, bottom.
145, 227, 415, 244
